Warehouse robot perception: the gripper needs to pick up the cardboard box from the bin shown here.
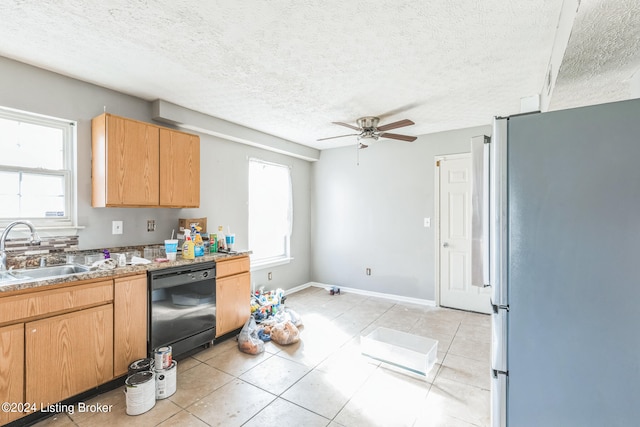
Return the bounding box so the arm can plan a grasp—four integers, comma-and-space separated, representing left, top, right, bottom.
178, 217, 207, 233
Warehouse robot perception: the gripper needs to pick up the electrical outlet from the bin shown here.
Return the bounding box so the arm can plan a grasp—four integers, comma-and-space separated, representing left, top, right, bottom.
424, 217, 431, 228
147, 220, 156, 232
112, 220, 123, 235
268, 272, 273, 281
366, 268, 371, 276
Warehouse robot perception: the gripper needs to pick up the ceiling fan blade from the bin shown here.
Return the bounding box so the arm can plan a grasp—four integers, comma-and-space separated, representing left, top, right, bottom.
317, 133, 359, 141
380, 132, 417, 142
332, 121, 360, 131
377, 119, 415, 132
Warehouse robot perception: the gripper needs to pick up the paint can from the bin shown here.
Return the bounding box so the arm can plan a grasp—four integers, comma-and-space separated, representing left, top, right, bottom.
127, 358, 155, 376
124, 371, 156, 416
155, 360, 177, 399
154, 346, 172, 370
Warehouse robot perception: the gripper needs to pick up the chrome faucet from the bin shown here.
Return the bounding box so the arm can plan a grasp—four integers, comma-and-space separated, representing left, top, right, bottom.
0, 220, 41, 271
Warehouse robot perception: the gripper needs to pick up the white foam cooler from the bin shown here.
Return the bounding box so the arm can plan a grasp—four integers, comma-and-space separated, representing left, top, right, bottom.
361, 327, 438, 376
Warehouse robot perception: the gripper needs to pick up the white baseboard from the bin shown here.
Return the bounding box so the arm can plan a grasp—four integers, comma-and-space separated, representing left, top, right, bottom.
290, 282, 436, 307
283, 282, 313, 295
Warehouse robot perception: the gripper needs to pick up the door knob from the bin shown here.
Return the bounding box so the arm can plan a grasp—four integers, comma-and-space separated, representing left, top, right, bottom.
443, 242, 450, 248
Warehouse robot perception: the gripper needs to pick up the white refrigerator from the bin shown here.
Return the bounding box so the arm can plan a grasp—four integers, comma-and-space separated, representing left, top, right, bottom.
486, 98, 640, 426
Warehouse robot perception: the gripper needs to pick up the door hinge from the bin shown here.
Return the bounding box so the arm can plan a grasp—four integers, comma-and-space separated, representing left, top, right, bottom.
436, 160, 441, 167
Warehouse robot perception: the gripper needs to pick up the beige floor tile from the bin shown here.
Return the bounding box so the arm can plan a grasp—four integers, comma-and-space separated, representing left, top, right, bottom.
187, 379, 275, 427
333, 367, 430, 427
28, 413, 75, 427
75, 397, 181, 427
281, 369, 360, 419
315, 338, 380, 379
239, 354, 311, 395
420, 377, 490, 427
67, 386, 125, 424
168, 362, 234, 408
438, 354, 491, 390
448, 335, 491, 362
31, 287, 492, 427
155, 409, 209, 426
455, 321, 491, 344
174, 355, 203, 372
413, 413, 481, 427
243, 397, 330, 427
204, 344, 273, 376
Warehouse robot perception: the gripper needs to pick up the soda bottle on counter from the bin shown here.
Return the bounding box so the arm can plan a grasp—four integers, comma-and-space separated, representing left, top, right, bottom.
217, 225, 226, 251
209, 233, 218, 253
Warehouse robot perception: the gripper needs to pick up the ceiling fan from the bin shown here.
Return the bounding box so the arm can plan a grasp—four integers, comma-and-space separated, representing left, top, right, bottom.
318, 116, 417, 148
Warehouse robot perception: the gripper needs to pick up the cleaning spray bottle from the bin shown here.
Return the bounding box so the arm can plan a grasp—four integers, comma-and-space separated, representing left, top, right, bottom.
193, 226, 204, 257
182, 229, 195, 260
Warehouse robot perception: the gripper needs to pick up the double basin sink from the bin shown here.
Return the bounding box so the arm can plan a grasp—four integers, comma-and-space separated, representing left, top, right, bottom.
0, 264, 91, 286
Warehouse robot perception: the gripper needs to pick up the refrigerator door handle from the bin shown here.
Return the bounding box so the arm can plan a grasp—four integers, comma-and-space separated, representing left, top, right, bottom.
491, 370, 508, 427
483, 137, 491, 287
490, 117, 508, 306
491, 303, 508, 373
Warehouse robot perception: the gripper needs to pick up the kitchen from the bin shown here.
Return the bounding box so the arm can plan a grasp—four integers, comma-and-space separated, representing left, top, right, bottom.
2, 1, 640, 426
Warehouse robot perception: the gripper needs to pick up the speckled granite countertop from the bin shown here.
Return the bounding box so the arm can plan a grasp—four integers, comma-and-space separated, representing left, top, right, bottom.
0, 251, 250, 295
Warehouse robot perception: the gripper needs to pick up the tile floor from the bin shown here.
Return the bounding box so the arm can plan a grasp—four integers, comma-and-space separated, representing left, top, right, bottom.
33, 286, 491, 427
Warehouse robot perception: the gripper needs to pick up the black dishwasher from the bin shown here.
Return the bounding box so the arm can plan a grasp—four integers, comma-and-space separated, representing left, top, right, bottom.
148, 261, 216, 357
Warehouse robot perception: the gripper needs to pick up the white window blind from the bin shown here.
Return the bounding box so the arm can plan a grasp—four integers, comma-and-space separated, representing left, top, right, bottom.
248, 158, 292, 267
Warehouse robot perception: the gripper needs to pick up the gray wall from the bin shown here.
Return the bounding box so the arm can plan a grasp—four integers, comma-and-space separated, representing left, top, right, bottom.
0, 56, 311, 289
311, 125, 491, 301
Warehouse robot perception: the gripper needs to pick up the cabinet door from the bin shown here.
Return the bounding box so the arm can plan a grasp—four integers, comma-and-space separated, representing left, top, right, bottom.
113, 275, 148, 377
159, 128, 200, 207
216, 272, 251, 337
26, 304, 113, 405
0, 323, 24, 424
106, 115, 159, 206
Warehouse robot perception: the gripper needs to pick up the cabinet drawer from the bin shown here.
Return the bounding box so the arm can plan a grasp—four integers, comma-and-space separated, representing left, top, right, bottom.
0, 280, 114, 325
216, 256, 250, 278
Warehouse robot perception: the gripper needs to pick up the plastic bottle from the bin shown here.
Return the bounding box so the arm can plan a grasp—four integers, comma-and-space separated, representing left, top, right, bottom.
182, 229, 195, 260
193, 226, 204, 257
217, 225, 226, 251
209, 233, 218, 253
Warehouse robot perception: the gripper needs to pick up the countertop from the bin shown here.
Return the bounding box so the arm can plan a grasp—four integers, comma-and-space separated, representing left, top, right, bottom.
0, 251, 250, 295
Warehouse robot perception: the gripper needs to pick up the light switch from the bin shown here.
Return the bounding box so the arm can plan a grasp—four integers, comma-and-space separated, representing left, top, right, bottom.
112, 220, 123, 235
424, 217, 431, 228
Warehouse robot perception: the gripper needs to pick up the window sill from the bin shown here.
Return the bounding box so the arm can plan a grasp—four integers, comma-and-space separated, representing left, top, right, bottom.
250, 257, 293, 271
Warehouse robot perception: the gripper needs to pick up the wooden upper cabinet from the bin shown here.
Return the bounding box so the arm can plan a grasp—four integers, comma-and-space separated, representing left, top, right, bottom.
92, 113, 200, 208
92, 113, 159, 207
160, 128, 200, 208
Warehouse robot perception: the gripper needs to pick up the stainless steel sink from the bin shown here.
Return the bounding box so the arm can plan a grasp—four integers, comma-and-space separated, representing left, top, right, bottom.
6, 264, 91, 281
0, 271, 21, 284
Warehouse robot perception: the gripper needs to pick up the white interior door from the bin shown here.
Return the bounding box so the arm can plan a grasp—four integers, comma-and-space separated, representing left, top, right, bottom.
439, 155, 491, 314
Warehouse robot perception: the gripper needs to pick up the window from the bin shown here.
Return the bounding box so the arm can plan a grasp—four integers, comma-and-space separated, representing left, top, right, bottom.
0, 106, 76, 228
248, 158, 292, 268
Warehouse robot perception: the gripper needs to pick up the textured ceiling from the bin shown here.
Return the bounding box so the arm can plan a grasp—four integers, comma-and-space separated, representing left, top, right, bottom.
0, 1, 638, 150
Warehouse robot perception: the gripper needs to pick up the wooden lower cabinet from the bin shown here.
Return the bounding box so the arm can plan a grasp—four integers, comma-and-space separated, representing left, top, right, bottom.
113, 274, 148, 377
25, 304, 114, 406
0, 323, 24, 424
216, 271, 251, 337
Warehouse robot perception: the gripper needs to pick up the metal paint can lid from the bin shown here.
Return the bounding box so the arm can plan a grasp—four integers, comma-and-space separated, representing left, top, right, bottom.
125, 371, 154, 387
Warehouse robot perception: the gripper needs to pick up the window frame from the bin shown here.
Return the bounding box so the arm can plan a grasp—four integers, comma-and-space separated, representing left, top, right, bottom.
248, 158, 293, 270
0, 106, 77, 230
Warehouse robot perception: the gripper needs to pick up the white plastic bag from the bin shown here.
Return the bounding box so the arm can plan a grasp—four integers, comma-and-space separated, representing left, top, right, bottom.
238, 317, 264, 355
270, 320, 300, 345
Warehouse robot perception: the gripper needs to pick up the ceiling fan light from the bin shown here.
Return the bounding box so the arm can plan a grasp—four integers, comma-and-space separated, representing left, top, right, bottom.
358, 134, 378, 142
